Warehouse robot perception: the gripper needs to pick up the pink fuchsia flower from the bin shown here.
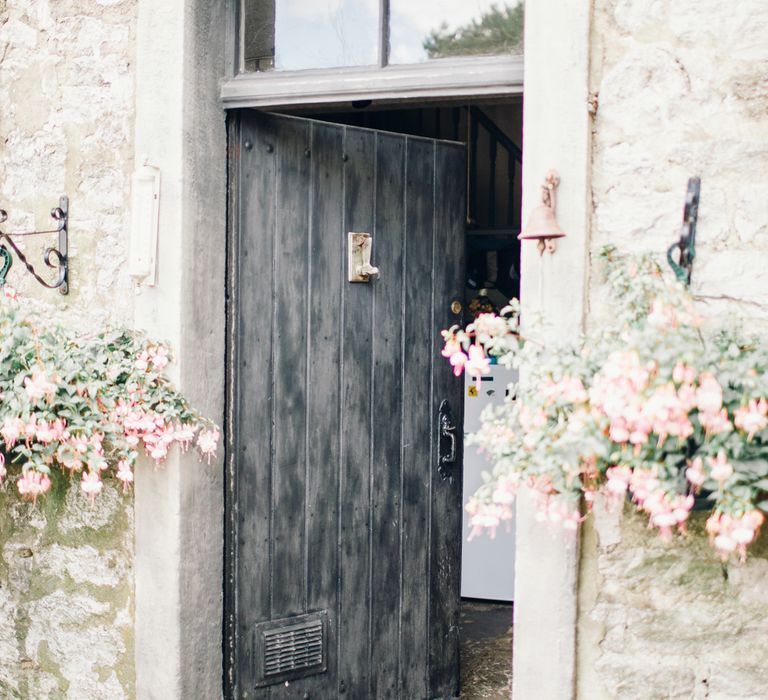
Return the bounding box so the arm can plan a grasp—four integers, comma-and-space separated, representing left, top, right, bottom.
734, 399, 768, 440
34, 420, 57, 444
608, 418, 630, 444
695, 373, 723, 414
540, 376, 588, 405
80, 470, 103, 504
640, 491, 693, 539
86, 453, 108, 473
491, 476, 518, 505
535, 498, 583, 531
464, 344, 490, 377
174, 424, 196, 451
134, 351, 150, 372
685, 457, 706, 488
698, 408, 732, 436
1, 416, 24, 448
441, 337, 462, 359
465, 500, 512, 539
197, 428, 220, 464
23, 370, 57, 402
707, 510, 764, 560
643, 383, 694, 444
672, 362, 696, 385
708, 451, 733, 483
23, 418, 36, 443
449, 350, 468, 377
628, 465, 660, 508
150, 346, 170, 370
17, 470, 52, 503
0, 453, 5, 484
70, 434, 89, 454
116, 460, 134, 492
56, 444, 83, 473
605, 465, 632, 495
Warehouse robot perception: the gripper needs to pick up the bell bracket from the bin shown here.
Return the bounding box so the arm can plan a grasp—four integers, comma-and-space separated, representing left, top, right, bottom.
667, 177, 700, 286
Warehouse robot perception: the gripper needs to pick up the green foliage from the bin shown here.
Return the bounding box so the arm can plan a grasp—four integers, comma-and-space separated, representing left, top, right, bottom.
423, 3, 524, 59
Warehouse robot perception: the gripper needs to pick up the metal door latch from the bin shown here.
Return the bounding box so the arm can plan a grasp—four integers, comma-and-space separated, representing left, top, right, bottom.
348, 232, 380, 282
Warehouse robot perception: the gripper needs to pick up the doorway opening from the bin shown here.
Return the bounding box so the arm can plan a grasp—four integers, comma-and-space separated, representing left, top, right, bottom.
286, 100, 522, 699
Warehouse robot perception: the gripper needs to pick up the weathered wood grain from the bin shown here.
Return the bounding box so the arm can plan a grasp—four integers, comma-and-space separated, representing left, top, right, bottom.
429, 143, 466, 698
369, 131, 406, 700
399, 136, 435, 700
229, 110, 465, 700
337, 125, 376, 698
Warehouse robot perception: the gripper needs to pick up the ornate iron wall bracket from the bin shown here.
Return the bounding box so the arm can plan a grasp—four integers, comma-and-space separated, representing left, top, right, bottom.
0, 196, 69, 294
667, 177, 700, 285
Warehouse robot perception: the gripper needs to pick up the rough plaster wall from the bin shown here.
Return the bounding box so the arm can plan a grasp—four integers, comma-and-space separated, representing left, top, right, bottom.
579, 1, 768, 698
0, 1, 137, 697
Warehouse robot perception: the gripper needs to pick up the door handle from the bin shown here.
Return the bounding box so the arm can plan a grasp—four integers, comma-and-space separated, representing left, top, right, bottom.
438, 399, 457, 480
348, 232, 380, 282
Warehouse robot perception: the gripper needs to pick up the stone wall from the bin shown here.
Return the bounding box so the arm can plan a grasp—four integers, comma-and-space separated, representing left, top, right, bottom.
0, 483, 134, 698
0, 1, 137, 697
579, 1, 768, 697
587, 0, 768, 331
0, 0, 136, 322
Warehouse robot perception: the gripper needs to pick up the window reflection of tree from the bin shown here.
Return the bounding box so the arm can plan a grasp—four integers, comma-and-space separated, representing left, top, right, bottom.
424, 3, 523, 60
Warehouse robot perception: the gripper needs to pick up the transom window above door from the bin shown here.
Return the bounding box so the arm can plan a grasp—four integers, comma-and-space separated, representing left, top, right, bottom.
241, 0, 523, 72
223, 1, 524, 110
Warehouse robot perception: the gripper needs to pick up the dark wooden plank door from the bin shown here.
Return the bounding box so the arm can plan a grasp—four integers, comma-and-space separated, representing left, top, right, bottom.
226, 110, 465, 700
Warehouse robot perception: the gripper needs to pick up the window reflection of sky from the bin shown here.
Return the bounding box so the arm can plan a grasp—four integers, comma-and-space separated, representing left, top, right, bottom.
269, 0, 517, 71
274, 0, 378, 71
389, 0, 516, 64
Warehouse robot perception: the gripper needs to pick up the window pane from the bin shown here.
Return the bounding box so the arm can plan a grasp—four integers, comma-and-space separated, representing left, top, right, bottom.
389, 1, 523, 64
243, 0, 379, 72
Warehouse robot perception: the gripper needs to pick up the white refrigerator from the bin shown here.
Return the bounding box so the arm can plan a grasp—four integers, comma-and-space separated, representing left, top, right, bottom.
461, 365, 517, 601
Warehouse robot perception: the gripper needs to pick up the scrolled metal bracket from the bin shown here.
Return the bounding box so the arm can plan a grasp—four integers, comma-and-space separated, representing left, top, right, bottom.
0, 195, 69, 294
667, 177, 700, 286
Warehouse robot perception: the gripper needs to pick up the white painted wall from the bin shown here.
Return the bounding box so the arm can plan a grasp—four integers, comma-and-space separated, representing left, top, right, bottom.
513, 0, 593, 697
133, 1, 227, 698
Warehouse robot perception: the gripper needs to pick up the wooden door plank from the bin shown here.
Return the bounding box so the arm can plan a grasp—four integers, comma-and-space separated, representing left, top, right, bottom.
337, 126, 376, 699
235, 111, 279, 695
270, 115, 312, 626
429, 143, 466, 698
368, 131, 406, 700
399, 137, 435, 700
301, 120, 345, 699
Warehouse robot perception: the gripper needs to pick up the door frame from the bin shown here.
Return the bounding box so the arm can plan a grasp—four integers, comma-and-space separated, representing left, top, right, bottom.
130, 1, 590, 698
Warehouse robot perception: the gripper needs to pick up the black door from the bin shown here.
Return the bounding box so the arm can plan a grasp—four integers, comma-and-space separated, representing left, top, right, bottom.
226, 110, 465, 699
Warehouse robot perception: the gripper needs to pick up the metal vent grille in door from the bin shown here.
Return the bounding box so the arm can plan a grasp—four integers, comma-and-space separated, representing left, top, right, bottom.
254, 611, 328, 686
